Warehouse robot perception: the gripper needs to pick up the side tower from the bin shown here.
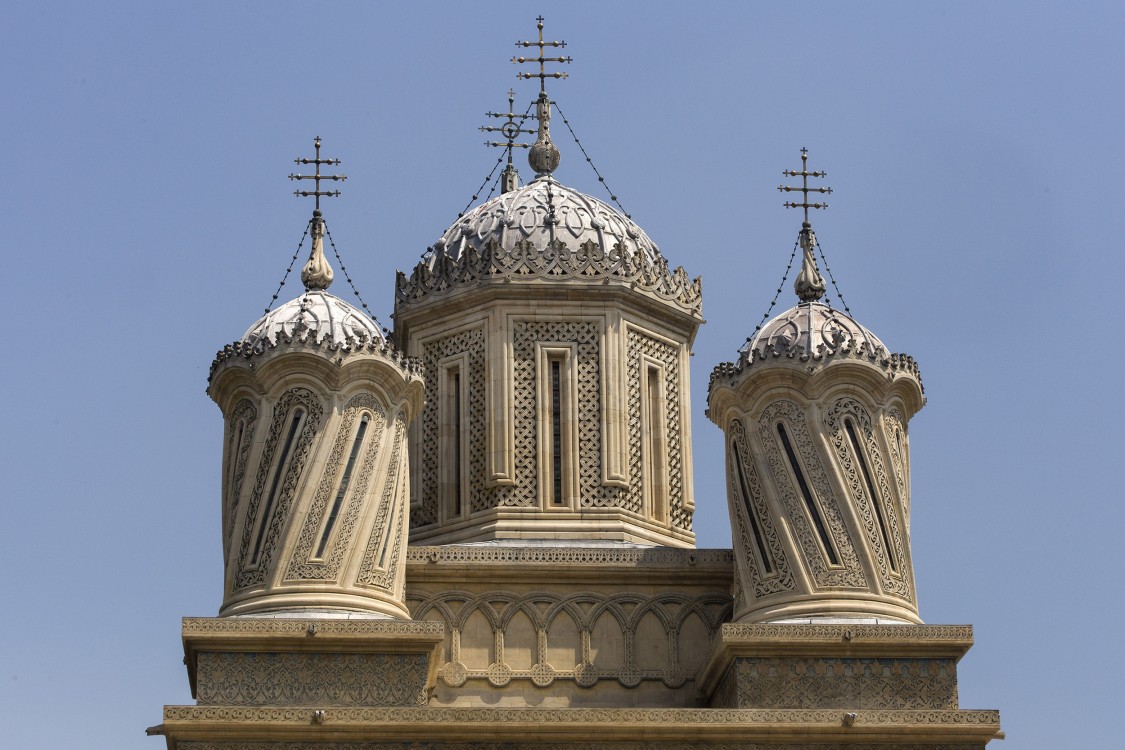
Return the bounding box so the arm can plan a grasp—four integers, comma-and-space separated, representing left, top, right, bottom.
208, 139, 424, 618
707, 150, 925, 623
395, 22, 703, 546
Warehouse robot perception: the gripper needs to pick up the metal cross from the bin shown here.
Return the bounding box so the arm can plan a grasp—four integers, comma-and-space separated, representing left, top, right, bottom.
513, 16, 571, 93
481, 88, 534, 156
779, 147, 832, 223
289, 136, 346, 211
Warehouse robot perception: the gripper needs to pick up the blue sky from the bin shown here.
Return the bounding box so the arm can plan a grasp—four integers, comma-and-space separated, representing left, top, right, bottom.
2, 2, 1121, 748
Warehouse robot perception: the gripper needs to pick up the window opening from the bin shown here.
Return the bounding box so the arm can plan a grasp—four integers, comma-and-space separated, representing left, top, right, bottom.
550, 358, 563, 506
315, 415, 369, 559
777, 422, 839, 565
733, 443, 773, 575
845, 418, 897, 572
252, 408, 304, 566
646, 366, 668, 521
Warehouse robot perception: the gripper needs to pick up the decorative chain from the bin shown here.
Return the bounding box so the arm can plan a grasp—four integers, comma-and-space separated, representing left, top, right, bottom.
264, 219, 312, 314
814, 236, 852, 316
551, 99, 631, 219
323, 224, 389, 334
424, 101, 536, 260
746, 237, 800, 345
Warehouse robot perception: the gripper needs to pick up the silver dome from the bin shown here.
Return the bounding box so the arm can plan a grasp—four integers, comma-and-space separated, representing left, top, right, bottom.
746, 302, 885, 357
241, 290, 385, 349
427, 176, 662, 268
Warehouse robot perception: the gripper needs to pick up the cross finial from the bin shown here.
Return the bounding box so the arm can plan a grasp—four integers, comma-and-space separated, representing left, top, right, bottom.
482, 89, 535, 193
289, 136, 346, 212
513, 16, 571, 94
779, 147, 832, 224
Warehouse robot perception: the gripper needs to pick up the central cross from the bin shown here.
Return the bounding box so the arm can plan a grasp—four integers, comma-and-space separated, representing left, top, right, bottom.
513, 16, 571, 93
779, 147, 832, 223
289, 136, 346, 211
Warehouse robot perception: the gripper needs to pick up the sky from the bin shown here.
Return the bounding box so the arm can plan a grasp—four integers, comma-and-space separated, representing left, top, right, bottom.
1, 2, 1122, 748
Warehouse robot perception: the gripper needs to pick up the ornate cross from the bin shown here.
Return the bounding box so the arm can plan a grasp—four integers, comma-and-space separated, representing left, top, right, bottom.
481, 88, 535, 153
289, 136, 346, 211
779, 148, 832, 223
513, 16, 571, 93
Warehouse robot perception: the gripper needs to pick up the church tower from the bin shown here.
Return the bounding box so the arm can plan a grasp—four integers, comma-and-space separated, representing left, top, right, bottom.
708, 150, 925, 624
207, 138, 424, 618
394, 19, 703, 546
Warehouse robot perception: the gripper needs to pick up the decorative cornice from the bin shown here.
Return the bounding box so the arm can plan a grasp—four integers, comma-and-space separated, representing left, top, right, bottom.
182, 617, 445, 637
395, 239, 702, 315
209, 329, 422, 390
708, 339, 923, 409
157, 705, 1002, 744
406, 545, 733, 567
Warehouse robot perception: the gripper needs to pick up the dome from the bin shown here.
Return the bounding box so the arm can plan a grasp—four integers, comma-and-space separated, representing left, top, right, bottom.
241, 290, 385, 349
426, 176, 662, 268
746, 302, 886, 357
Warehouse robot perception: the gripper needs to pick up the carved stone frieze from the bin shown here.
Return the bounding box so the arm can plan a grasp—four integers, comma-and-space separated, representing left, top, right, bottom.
714, 656, 958, 710
406, 546, 733, 568
285, 396, 388, 582
415, 327, 487, 527
824, 397, 913, 603
195, 652, 430, 707
407, 589, 731, 690
726, 420, 796, 600
236, 388, 324, 590
395, 239, 703, 315
357, 413, 409, 590
224, 399, 258, 562
756, 400, 866, 589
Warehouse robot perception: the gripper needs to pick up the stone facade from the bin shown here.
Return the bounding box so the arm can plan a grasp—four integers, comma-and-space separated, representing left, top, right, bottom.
148, 35, 1000, 749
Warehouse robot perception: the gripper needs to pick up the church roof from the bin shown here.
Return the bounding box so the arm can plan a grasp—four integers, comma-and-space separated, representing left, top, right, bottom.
424, 175, 663, 269
240, 290, 386, 350
744, 301, 886, 358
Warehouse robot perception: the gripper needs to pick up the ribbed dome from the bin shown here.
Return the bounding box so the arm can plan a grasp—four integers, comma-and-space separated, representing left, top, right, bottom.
426, 176, 662, 268
241, 290, 385, 349
746, 302, 886, 357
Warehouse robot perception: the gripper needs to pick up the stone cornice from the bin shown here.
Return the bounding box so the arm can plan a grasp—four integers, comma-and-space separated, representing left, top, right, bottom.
406, 545, 733, 586
707, 341, 924, 421
155, 706, 1002, 745
209, 329, 422, 392
395, 239, 703, 316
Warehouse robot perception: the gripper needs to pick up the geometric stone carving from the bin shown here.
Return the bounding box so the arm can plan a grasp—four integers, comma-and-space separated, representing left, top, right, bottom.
195, 652, 431, 706
208, 301, 425, 618
708, 301, 926, 624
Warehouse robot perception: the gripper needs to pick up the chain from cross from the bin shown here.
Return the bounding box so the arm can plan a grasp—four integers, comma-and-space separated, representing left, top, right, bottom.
289, 136, 346, 211
512, 16, 571, 93
481, 88, 534, 157
778, 147, 832, 223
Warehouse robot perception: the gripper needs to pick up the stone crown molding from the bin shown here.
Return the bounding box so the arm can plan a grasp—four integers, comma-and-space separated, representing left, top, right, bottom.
395, 239, 703, 316
208, 332, 423, 395
707, 340, 923, 417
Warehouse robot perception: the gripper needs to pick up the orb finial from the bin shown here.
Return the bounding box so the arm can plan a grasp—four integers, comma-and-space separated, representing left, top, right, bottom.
513, 17, 571, 177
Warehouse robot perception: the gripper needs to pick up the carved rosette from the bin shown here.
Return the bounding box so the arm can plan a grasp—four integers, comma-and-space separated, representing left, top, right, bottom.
208, 314, 424, 619
707, 317, 925, 624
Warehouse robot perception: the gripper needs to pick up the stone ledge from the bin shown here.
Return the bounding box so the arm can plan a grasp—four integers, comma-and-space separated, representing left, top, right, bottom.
154, 706, 1002, 746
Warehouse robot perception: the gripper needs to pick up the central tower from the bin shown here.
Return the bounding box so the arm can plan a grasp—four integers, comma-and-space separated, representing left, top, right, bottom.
394, 19, 703, 546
